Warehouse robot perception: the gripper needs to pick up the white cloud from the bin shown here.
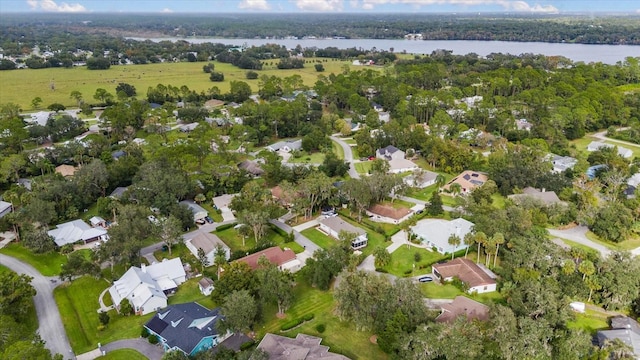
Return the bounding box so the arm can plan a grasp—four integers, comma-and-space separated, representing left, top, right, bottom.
355, 0, 558, 13
27, 0, 87, 12
239, 0, 271, 10
161, 8, 174, 13
294, 0, 344, 11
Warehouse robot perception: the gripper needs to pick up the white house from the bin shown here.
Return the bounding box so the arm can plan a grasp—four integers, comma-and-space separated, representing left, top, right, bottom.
0, 200, 12, 219
587, 141, 633, 159
404, 170, 439, 188
432, 258, 497, 294
198, 277, 214, 296
388, 158, 419, 174
548, 154, 578, 173
179, 200, 208, 222
411, 218, 474, 255
318, 216, 368, 250
48, 219, 108, 247
266, 139, 302, 153
109, 258, 186, 315
185, 232, 231, 267
376, 145, 405, 161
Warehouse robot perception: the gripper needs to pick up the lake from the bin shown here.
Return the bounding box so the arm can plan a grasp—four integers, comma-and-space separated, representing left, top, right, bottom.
129, 37, 640, 64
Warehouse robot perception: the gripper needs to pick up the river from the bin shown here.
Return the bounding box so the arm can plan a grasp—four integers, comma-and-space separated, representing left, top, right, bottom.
129, 37, 640, 64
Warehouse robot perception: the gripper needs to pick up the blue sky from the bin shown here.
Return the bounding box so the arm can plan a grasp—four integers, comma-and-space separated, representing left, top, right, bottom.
1, 0, 639, 14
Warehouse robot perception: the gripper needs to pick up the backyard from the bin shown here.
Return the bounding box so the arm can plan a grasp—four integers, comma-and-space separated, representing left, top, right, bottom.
288, 151, 326, 164
301, 228, 337, 249
380, 245, 446, 278
215, 227, 304, 254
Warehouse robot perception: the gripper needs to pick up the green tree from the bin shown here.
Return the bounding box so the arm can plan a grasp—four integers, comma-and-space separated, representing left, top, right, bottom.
373, 246, 391, 269
31, 97, 42, 109
69, 90, 83, 106
427, 191, 443, 216
59, 251, 100, 281
256, 257, 294, 315
93, 88, 114, 104
47, 103, 66, 112
314, 63, 324, 72
98, 311, 110, 326
213, 245, 227, 280
219, 290, 257, 333
447, 234, 461, 260
22, 227, 55, 254
156, 216, 183, 256
115, 83, 137, 97
211, 262, 256, 304
119, 299, 133, 316
0, 272, 36, 320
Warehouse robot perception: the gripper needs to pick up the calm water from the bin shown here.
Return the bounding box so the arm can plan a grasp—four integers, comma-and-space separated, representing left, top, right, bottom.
130, 37, 640, 64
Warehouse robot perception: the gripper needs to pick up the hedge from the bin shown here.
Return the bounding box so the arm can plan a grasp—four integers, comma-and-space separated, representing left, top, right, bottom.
216, 222, 237, 232
270, 223, 288, 237
280, 313, 315, 331
239, 340, 255, 351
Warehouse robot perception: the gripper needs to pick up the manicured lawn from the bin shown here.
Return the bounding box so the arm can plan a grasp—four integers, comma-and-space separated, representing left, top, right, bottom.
381, 245, 446, 277
585, 230, 640, 251
567, 308, 610, 334
153, 243, 200, 271
336, 216, 389, 257
337, 209, 400, 237
168, 277, 217, 310
258, 274, 388, 360
54, 276, 153, 354
288, 151, 326, 164
407, 183, 440, 201
199, 202, 224, 222
216, 227, 304, 254
0, 243, 68, 276
555, 238, 601, 258
301, 228, 337, 249
331, 140, 345, 160
1, 58, 355, 109
354, 161, 372, 174
420, 282, 461, 299
96, 349, 148, 360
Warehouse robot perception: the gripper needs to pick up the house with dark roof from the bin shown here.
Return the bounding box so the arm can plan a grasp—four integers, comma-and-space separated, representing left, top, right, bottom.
597, 316, 640, 359
0, 200, 12, 219
436, 296, 490, 323
432, 258, 497, 294
109, 186, 129, 199
376, 145, 404, 161
234, 246, 301, 272
257, 333, 349, 360
238, 159, 264, 176
144, 302, 231, 356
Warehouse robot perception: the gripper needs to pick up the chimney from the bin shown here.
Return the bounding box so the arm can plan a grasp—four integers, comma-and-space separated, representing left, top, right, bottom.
541, 188, 546, 193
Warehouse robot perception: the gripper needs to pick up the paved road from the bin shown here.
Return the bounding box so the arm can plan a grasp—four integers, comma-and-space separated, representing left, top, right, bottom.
101, 339, 163, 360
0, 254, 74, 359
592, 129, 639, 149
547, 226, 612, 257
330, 135, 360, 179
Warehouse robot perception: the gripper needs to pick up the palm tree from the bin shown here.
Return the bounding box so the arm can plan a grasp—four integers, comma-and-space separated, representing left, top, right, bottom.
492, 233, 505, 267
213, 245, 228, 280
463, 232, 474, 258
447, 234, 461, 260
474, 231, 487, 264
194, 193, 206, 205
450, 183, 462, 196
435, 174, 446, 189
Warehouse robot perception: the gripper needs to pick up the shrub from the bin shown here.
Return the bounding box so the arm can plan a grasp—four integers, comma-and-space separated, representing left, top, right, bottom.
98, 311, 110, 326
376, 268, 389, 273
270, 224, 288, 237
280, 319, 303, 331
403, 269, 413, 275
141, 327, 150, 338
239, 340, 255, 351
60, 244, 74, 255
210, 71, 224, 82
148, 335, 159, 344
315, 324, 326, 333
414, 252, 422, 262
246, 71, 259, 79
216, 223, 237, 231
97, 325, 105, 331
303, 313, 315, 321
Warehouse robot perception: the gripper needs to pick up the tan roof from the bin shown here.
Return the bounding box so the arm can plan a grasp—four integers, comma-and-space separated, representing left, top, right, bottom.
235, 246, 297, 270
319, 216, 366, 236
198, 277, 214, 288
189, 232, 229, 254
55, 164, 78, 177
432, 258, 496, 288
436, 296, 490, 323
257, 333, 350, 360
368, 203, 411, 220
204, 99, 225, 108
444, 170, 488, 193
508, 187, 562, 206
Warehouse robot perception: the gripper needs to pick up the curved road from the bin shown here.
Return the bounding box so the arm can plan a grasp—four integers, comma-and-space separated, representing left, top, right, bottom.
330, 135, 360, 179
0, 254, 74, 359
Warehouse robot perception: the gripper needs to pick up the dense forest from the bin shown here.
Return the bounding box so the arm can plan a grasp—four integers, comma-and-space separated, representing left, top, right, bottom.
1, 13, 639, 45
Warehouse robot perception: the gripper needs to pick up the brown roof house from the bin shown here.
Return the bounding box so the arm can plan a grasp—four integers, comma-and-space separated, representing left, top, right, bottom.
257, 333, 349, 360
444, 170, 488, 195
55, 164, 78, 177
436, 296, 490, 323
508, 187, 564, 206
432, 258, 497, 294
367, 203, 413, 225
185, 232, 231, 268
235, 246, 301, 273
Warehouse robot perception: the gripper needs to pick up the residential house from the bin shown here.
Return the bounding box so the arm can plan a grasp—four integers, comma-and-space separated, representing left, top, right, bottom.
271, 186, 295, 208
55, 164, 78, 177
0, 200, 12, 219
411, 218, 474, 255
378, 111, 391, 124
179, 123, 199, 132
444, 170, 488, 194
109, 258, 186, 315
238, 160, 264, 177
549, 154, 578, 173
198, 277, 215, 296
587, 164, 607, 180
388, 158, 419, 174
27, 111, 52, 126
507, 187, 564, 206
587, 141, 633, 159
179, 200, 208, 222
432, 258, 497, 294
267, 139, 302, 153
436, 296, 490, 323
17, 178, 32, 191
597, 316, 640, 359
515, 118, 532, 131
257, 333, 350, 360
404, 170, 439, 188
625, 172, 640, 199
109, 186, 129, 199
376, 145, 405, 161
367, 204, 413, 224
89, 216, 107, 228
234, 246, 302, 273
144, 302, 231, 356
48, 219, 108, 247
318, 216, 368, 250
111, 150, 126, 160
185, 232, 231, 267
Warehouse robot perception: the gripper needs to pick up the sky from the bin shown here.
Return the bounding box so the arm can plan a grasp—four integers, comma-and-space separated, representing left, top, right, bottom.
0, 0, 639, 14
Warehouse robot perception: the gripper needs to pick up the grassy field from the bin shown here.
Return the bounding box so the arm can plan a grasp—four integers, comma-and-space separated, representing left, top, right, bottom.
288, 151, 326, 164
258, 274, 387, 360
567, 308, 610, 334
215, 227, 304, 253
54, 276, 153, 354
168, 277, 217, 310
354, 161, 373, 174
96, 349, 148, 360
570, 133, 640, 159
301, 228, 337, 249
381, 245, 446, 278
331, 140, 345, 160
1, 58, 354, 109
0, 243, 69, 276
584, 230, 640, 251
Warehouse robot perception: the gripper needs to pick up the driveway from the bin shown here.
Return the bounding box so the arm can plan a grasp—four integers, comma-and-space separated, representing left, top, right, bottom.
101, 339, 163, 360
270, 219, 320, 254
330, 135, 360, 179
547, 226, 611, 257
0, 254, 74, 359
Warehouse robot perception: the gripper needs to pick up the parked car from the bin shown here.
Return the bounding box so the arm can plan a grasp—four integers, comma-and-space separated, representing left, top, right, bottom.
196, 219, 206, 225
205, 216, 214, 224
418, 276, 433, 283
